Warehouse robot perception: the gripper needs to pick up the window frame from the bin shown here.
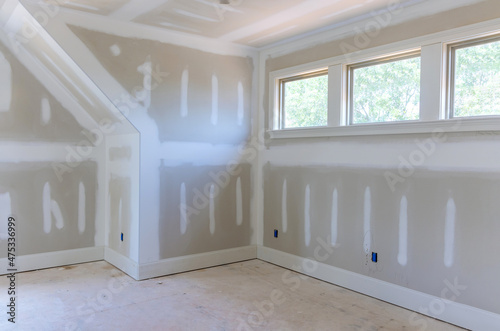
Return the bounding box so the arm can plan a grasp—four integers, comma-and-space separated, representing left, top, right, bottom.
347, 51, 422, 125
447, 35, 500, 119
267, 21, 500, 140
278, 69, 329, 130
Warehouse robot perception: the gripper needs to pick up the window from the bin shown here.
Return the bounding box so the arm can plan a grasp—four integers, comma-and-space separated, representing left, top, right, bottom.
348, 53, 421, 124
268, 24, 500, 139
279, 70, 328, 129
449, 37, 500, 118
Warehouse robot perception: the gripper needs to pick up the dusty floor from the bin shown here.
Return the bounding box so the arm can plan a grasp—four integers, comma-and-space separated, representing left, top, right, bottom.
0, 259, 464, 331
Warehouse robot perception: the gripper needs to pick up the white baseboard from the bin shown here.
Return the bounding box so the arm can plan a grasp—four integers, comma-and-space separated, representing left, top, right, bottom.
0, 246, 104, 275
258, 246, 500, 331
104, 247, 140, 280
138, 245, 257, 280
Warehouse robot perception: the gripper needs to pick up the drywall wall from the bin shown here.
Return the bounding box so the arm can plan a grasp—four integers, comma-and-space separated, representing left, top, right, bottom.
0, 0, 138, 272
106, 133, 139, 263
33, 10, 258, 266
0, 5, 99, 263
259, 0, 500, 317
0, 43, 84, 141
0, 162, 97, 257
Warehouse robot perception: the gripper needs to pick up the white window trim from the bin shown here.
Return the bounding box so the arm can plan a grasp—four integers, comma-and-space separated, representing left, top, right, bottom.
268, 18, 500, 139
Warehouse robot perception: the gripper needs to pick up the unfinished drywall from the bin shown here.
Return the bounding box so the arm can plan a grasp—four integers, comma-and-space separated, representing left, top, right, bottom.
35, 17, 258, 265
0, 43, 84, 141
159, 163, 252, 259
259, 0, 500, 318
0, 1, 139, 273
0, 21, 101, 262
0, 162, 97, 257
68, 25, 253, 145
263, 162, 500, 314
106, 133, 139, 262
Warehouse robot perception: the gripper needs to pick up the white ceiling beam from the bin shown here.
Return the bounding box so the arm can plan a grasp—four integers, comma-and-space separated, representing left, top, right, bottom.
218, 0, 344, 43
110, 0, 168, 21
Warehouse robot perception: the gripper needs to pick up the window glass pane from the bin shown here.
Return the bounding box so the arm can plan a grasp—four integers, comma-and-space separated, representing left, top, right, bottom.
283, 74, 328, 128
352, 56, 420, 124
453, 40, 500, 117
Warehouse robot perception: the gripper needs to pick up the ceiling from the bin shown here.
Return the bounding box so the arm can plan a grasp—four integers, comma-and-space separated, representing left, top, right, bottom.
23, 0, 483, 48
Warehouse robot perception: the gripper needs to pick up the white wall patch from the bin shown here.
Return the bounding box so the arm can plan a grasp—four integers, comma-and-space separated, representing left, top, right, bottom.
40, 97, 51, 125
110, 44, 121, 56
43, 182, 52, 234
363, 187, 371, 254
398, 195, 408, 266
211, 74, 219, 125
305, 184, 311, 247
236, 177, 243, 226
180, 182, 188, 234
331, 188, 338, 247
209, 184, 216, 235
444, 197, 456, 268
181, 68, 189, 117
282, 179, 288, 233
237, 81, 244, 126
78, 182, 86, 234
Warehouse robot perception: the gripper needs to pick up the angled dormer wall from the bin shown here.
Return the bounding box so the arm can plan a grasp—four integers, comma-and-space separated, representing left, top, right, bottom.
23, 1, 259, 278
0, 0, 139, 273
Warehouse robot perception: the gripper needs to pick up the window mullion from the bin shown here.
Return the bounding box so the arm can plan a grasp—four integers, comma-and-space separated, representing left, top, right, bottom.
328, 65, 343, 127
420, 43, 445, 121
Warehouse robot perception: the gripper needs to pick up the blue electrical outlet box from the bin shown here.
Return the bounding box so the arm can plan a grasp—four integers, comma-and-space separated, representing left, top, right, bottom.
121, 233, 124, 242
274, 229, 278, 238
372, 252, 378, 263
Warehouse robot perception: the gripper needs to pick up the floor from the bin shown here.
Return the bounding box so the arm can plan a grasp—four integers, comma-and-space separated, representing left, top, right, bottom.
0, 260, 464, 331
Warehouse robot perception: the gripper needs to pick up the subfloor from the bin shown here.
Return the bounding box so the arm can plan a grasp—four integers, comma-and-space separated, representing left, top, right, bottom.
0, 259, 465, 331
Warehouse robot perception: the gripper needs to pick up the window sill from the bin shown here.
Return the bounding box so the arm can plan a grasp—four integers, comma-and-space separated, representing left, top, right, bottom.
268, 117, 500, 139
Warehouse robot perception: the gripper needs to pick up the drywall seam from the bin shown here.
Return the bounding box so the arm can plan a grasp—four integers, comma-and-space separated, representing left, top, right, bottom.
95, 135, 108, 247
236, 176, 243, 226
257, 246, 500, 331
444, 197, 456, 268
304, 184, 311, 246
281, 179, 287, 233
398, 195, 408, 266
0, 142, 98, 162
331, 188, 338, 247
253, 49, 266, 247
